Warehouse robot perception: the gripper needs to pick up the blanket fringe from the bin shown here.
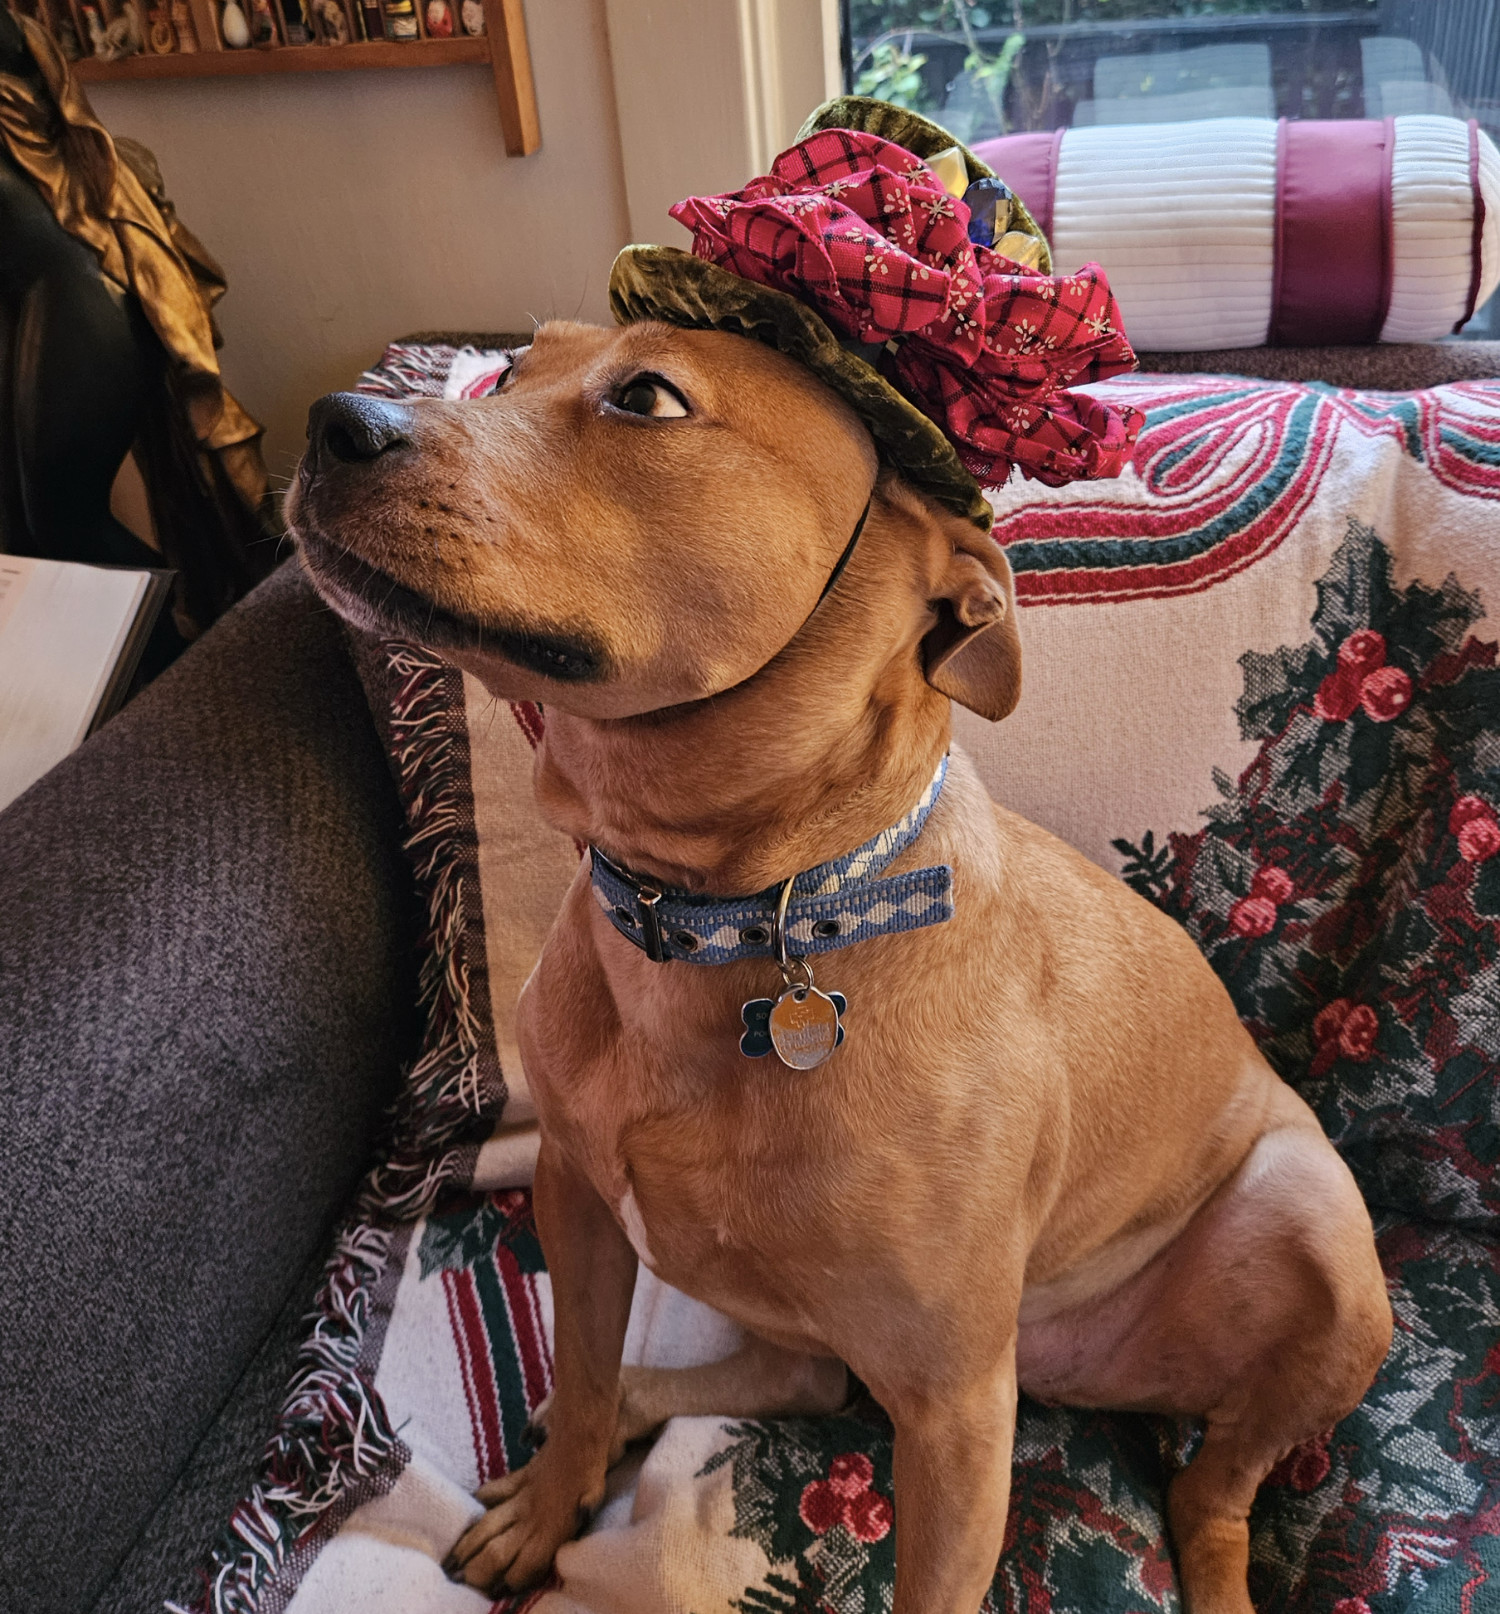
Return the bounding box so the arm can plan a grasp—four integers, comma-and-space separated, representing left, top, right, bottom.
180, 642, 501, 1613
359, 642, 501, 1219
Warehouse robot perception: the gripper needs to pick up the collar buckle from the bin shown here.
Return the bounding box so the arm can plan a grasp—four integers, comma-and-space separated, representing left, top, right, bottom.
636, 885, 666, 962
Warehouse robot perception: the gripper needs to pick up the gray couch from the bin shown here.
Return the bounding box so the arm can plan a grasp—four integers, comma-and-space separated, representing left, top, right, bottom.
0, 564, 421, 1614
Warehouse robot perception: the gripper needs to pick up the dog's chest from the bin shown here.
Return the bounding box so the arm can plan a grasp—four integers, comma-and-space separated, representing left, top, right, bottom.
563, 1039, 956, 1351
534, 1008, 865, 1320
612, 1135, 855, 1346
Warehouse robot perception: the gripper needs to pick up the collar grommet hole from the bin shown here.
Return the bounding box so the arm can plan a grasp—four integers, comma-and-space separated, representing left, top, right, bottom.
739, 925, 769, 947
614, 906, 638, 928
673, 931, 700, 952
812, 919, 841, 939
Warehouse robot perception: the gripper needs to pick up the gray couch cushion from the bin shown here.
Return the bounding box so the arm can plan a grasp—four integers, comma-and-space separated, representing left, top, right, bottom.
89, 1246, 326, 1614
0, 562, 420, 1614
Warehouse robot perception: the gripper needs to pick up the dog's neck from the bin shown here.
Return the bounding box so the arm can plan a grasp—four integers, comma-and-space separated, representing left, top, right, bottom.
527, 517, 953, 896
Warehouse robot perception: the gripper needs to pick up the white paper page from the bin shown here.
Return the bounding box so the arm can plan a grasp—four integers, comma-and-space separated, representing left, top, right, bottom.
0, 556, 149, 814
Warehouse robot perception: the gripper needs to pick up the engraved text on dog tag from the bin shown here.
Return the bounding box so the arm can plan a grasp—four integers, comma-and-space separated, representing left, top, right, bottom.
768, 985, 843, 1070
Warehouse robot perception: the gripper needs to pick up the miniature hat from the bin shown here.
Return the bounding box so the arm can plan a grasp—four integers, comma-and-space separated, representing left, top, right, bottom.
609, 96, 1142, 531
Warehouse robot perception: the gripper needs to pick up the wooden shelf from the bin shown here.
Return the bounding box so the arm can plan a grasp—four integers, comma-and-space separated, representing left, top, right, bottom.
69, 0, 538, 151
75, 37, 489, 78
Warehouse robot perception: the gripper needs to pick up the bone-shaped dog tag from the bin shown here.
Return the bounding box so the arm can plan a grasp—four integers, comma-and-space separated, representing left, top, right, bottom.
741, 875, 848, 1069
740, 988, 846, 1068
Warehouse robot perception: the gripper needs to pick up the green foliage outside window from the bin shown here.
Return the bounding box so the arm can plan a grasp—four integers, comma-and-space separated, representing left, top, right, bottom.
856, 40, 932, 107
851, 0, 1379, 133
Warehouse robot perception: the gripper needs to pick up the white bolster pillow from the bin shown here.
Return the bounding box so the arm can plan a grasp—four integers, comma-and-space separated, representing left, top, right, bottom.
973, 116, 1500, 350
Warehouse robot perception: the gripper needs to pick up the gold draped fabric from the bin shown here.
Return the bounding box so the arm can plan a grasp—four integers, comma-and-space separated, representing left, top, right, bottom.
0, 14, 267, 523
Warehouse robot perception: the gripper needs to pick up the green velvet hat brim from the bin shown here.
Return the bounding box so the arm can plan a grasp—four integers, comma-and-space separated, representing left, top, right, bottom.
610, 246, 994, 533
606, 95, 1065, 532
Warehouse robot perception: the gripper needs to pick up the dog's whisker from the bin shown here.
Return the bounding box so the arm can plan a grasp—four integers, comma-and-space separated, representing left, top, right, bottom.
473, 689, 504, 740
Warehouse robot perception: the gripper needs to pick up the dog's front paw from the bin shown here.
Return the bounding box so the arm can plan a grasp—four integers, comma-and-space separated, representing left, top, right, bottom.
444, 1440, 605, 1593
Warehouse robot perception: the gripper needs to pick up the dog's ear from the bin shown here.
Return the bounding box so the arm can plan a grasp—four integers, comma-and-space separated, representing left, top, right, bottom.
921, 512, 1022, 721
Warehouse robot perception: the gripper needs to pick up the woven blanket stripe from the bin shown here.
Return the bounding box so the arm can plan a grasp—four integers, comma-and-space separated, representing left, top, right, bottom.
435, 1198, 552, 1484
996, 375, 1500, 604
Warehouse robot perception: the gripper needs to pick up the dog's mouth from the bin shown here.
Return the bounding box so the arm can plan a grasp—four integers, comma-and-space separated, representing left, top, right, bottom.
296, 525, 609, 684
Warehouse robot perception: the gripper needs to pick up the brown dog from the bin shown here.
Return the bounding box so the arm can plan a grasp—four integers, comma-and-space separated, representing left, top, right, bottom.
292, 319, 1392, 1614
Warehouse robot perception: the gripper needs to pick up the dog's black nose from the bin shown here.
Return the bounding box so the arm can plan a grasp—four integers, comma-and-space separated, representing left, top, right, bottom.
307, 393, 414, 467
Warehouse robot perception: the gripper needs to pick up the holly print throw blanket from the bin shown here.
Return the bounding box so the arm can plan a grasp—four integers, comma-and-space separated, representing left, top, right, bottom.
182, 348, 1500, 1614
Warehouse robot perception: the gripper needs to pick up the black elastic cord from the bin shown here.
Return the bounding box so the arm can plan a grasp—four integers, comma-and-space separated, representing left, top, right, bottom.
644, 488, 875, 718
814, 495, 871, 608
722, 490, 871, 697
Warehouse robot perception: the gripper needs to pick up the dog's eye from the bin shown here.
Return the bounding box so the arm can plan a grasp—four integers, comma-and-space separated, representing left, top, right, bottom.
614, 376, 688, 418
495, 346, 529, 390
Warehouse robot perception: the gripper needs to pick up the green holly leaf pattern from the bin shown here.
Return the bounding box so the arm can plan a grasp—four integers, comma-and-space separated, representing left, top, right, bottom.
418, 1190, 545, 1278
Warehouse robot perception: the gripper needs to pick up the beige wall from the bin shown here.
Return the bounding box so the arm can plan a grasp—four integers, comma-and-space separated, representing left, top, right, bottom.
89, 0, 632, 484
604, 0, 840, 244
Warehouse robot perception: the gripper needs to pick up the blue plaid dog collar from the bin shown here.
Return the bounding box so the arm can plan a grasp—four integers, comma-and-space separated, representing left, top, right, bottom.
589, 754, 953, 968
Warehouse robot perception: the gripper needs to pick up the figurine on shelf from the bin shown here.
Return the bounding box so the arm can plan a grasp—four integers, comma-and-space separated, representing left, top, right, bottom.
424, 0, 451, 37
249, 0, 277, 45
171, 0, 198, 49
93, 4, 143, 60
313, 0, 347, 43
460, 0, 482, 36
279, 0, 312, 46
219, 0, 251, 47
148, 3, 176, 51
381, 0, 417, 39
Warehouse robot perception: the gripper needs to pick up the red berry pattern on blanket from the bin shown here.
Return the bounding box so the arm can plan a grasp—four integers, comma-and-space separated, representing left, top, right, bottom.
1112, 520, 1500, 1226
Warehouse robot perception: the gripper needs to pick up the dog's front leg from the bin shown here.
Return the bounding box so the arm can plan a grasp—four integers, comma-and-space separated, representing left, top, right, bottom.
446, 1141, 637, 1593
885, 1342, 1017, 1614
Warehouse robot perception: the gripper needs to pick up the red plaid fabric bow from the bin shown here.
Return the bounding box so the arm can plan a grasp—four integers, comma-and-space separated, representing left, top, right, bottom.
670, 128, 1143, 488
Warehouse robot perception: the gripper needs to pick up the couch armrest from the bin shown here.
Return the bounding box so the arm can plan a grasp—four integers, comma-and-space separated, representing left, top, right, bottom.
0, 561, 420, 1614
1135, 340, 1500, 388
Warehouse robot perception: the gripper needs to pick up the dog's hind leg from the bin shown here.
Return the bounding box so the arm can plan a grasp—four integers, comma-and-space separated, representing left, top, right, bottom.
536, 1337, 848, 1459
1019, 1084, 1391, 1614
1158, 1117, 1391, 1614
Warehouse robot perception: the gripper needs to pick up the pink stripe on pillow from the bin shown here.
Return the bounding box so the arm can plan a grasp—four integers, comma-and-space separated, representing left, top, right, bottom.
1271, 118, 1395, 347
971, 128, 1063, 241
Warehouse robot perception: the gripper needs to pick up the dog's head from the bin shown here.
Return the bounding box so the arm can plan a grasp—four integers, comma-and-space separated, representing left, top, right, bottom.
292, 319, 1020, 722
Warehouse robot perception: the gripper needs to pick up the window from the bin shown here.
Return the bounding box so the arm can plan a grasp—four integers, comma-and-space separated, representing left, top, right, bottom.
842, 0, 1500, 331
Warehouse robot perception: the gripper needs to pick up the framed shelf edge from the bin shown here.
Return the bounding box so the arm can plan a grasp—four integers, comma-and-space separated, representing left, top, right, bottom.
73, 0, 538, 153
75, 37, 491, 77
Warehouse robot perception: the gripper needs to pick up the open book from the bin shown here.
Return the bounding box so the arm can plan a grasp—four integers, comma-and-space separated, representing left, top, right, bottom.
0, 555, 172, 815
